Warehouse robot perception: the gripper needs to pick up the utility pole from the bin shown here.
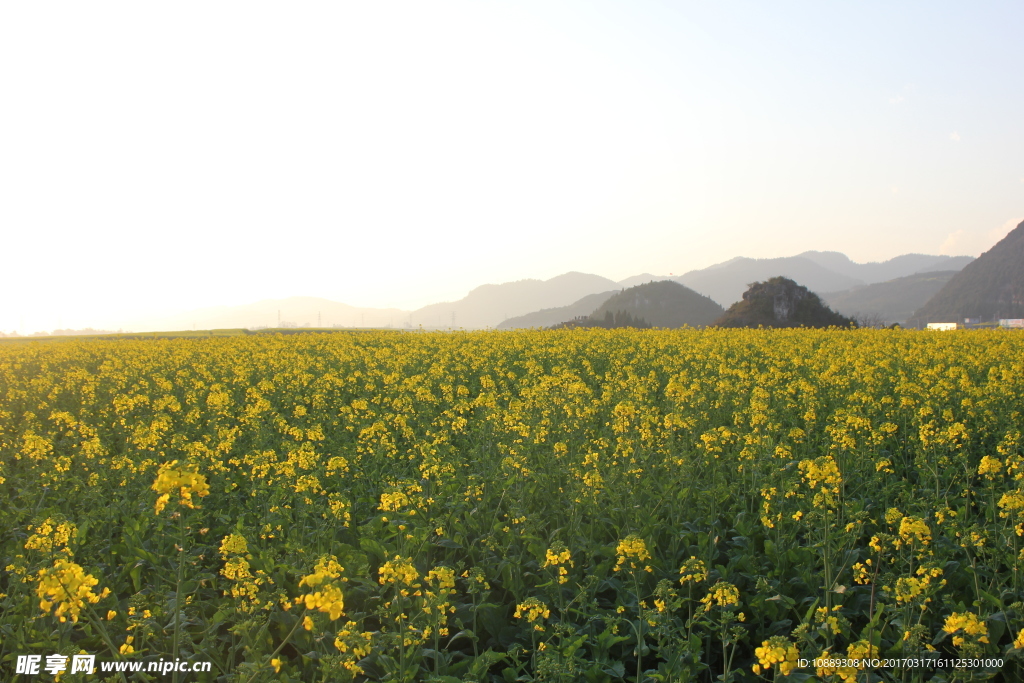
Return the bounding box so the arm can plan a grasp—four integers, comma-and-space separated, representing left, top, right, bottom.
318, 311, 321, 327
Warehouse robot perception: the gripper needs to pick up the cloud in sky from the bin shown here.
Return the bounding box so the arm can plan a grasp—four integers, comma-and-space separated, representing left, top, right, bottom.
888, 84, 914, 105
950, 132, 961, 142
939, 218, 1021, 256
938, 230, 968, 254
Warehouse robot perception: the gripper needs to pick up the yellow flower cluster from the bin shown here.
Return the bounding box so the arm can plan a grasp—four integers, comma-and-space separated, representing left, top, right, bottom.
35, 559, 110, 623
814, 605, 843, 634
998, 490, 1024, 519
426, 566, 456, 593
815, 641, 873, 682
678, 556, 707, 585
851, 559, 872, 585
334, 621, 374, 674
295, 556, 347, 621
890, 566, 944, 604
378, 490, 410, 512
978, 455, 1002, 478
542, 543, 573, 584
1014, 628, 1024, 650
614, 534, 652, 572
219, 533, 248, 558
24, 518, 77, 555
423, 566, 457, 636
218, 534, 273, 609
943, 611, 989, 647
151, 460, 210, 514
798, 455, 842, 508
379, 556, 420, 591
753, 636, 799, 676
700, 580, 740, 608
461, 567, 490, 591
514, 597, 550, 631
897, 516, 931, 547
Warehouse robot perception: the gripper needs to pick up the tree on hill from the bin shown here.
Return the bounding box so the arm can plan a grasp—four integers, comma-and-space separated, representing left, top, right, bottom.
714, 277, 855, 328
549, 310, 651, 330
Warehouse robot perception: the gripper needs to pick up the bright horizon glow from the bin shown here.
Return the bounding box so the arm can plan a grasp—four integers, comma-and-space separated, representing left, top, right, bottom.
2, 1, 1022, 332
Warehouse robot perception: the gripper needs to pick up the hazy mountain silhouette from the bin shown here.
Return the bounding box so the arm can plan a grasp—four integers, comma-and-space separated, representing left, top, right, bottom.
577, 281, 724, 328
715, 277, 854, 328
615, 273, 674, 289
912, 219, 1024, 324
677, 253, 973, 307
822, 271, 958, 325
797, 252, 974, 284
410, 272, 617, 329
675, 257, 862, 306
103, 250, 976, 333
497, 291, 617, 329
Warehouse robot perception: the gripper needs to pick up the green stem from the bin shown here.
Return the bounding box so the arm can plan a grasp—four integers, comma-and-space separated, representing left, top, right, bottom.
173, 516, 187, 683
239, 609, 307, 683
635, 573, 644, 683
68, 582, 130, 683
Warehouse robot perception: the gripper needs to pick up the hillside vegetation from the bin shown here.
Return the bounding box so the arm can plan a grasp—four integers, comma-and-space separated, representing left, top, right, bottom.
583, 280, 724, 328
715, 276, 854, 328
823, 270, 958, 325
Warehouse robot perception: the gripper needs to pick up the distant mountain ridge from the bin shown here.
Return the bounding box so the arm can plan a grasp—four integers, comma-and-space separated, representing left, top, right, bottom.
497, 291, 618, 329
796, 252, 973, 285
673, 253, 974, 307
822, 271, 959, 326
409, 272, 617, 329
675, 256, 862, 306
112, 250, 974, 333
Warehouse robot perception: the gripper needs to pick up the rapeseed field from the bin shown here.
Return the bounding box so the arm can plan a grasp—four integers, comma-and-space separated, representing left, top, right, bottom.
1, 329, 1022, 681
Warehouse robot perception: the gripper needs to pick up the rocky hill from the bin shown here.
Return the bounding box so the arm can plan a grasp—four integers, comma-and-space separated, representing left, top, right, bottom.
714, 277, 854, 328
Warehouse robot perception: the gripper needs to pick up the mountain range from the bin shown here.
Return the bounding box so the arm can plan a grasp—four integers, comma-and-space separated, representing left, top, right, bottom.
821, 271, 959, 325
114, 251, 976, 332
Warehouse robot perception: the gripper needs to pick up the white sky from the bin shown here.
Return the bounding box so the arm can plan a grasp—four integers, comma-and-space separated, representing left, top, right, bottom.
2, 1, 1023, 332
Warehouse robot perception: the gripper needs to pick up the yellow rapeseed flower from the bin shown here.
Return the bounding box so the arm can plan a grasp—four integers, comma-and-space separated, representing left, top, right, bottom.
151, 460, 209, 514
943, 612, 988, 646
614, 534, 651, 572
35, 559, 109, 623
753, 636, 799, 676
